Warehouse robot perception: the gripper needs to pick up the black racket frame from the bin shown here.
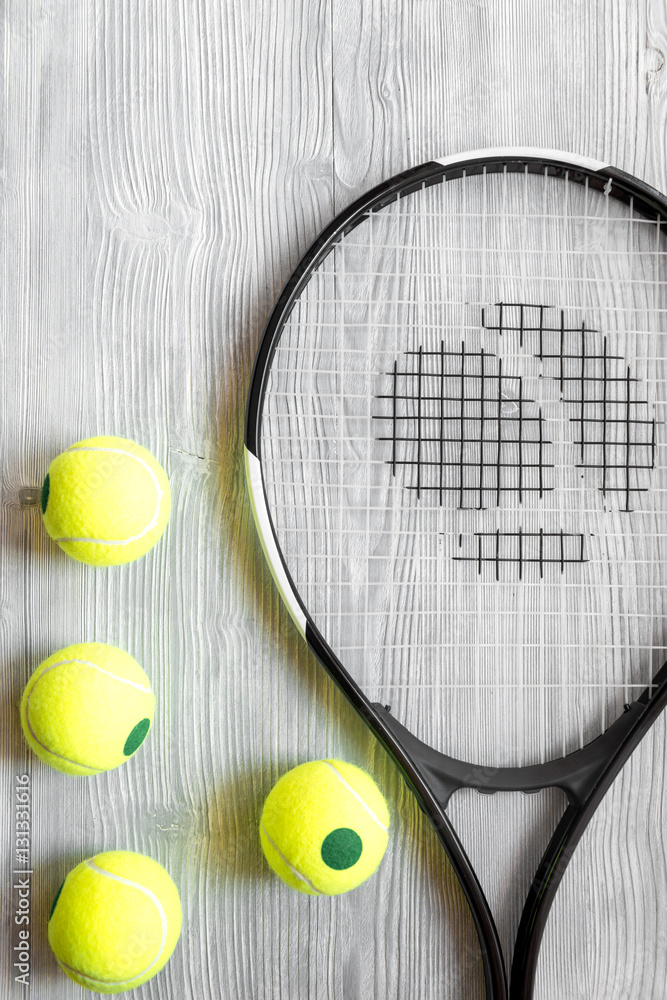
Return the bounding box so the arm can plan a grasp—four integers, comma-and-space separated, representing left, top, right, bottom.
245, 150, 667, 1000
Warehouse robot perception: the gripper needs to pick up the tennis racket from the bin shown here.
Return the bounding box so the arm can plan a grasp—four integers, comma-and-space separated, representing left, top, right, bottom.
244, 148, 667, 999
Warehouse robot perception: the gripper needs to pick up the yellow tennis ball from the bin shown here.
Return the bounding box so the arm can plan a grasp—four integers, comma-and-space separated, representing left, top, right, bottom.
20, 643, 155, 776
48, 850, 182, 994
259, 759, 390, 896
41, 435, 171, 566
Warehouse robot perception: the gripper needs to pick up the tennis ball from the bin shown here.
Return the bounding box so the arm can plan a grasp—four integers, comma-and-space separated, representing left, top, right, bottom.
259, 759, 390, 895
48, 850, 182, 994
20, 643, 154, 776
41, 435, 171, 566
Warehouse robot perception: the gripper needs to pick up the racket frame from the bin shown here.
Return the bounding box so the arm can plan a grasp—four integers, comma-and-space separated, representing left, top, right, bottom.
245, 148, 667, 1000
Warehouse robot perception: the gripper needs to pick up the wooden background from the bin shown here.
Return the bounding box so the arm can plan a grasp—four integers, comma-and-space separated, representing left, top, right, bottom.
2, 1, 667, 998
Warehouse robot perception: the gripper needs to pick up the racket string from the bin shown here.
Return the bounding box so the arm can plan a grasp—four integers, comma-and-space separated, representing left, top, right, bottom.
375, 332, 553, 512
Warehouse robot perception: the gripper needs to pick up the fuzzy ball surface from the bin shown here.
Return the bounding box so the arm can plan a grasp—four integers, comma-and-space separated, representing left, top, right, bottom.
48, 851, 182, 994
41, 436, 171, 566
259, 759, 390, 895
20, 643, 154, 776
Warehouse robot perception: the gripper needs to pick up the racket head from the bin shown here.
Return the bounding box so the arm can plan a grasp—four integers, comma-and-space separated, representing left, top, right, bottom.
246, 148, 667, 773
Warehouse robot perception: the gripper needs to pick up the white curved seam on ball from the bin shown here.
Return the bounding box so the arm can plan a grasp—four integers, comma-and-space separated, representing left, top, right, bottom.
55, 446, 165, 546
25, 657, 151, 769
324, 762, 388, 832
40, 657, 151, 692
260, 822, 323, 895
24, 716, 98, 771
57, 859, 169, 987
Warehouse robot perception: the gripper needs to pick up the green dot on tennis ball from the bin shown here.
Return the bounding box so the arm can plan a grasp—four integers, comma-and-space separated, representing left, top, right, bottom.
321, 828, 363, 870
41, 474, 50, 515
123, 718, 151, 757
49, 880, 64, 921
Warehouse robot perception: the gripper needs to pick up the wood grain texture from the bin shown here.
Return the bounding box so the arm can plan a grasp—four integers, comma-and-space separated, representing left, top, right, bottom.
1, 1, 667, 998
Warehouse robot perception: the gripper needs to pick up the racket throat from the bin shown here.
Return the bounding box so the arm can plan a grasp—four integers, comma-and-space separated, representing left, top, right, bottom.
371, 699, 649, 809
